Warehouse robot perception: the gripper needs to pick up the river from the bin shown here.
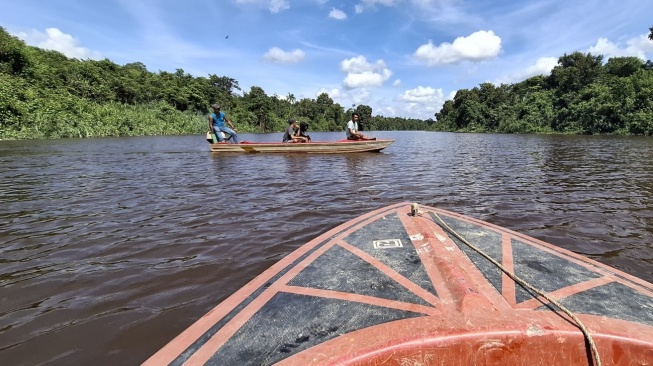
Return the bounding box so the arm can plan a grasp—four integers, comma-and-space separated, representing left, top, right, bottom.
1, 131, 652, 365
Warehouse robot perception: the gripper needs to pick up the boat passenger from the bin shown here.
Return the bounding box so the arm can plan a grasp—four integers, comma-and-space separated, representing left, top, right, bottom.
208, 104, 240, 143
346, 112, 375, 140
283, 118, 308, 143
297, 122, 311, 142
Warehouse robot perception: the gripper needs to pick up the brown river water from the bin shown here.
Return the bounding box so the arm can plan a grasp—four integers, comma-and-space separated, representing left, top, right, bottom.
1, 131, 652, 365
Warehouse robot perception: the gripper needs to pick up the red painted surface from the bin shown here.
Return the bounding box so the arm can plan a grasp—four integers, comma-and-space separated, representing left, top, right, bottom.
144, 202, 653, 366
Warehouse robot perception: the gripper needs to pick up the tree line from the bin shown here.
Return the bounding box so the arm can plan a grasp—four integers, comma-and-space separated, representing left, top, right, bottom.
434, 26, 653, 135
2, 26, 653, 139
0, 27, 429, 140
434, 52, 653, 135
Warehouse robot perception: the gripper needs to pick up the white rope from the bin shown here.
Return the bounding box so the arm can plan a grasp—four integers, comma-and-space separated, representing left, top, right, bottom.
423, 208, 601, 366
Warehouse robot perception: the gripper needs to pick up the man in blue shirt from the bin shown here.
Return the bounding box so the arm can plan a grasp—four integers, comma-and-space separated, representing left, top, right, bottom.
208, 104, 240, 143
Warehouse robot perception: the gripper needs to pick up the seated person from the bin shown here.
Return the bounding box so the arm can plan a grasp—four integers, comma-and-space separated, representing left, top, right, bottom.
297, 122, 311, 142
346, 112, 375, 140
283, 118, 308, 143
208, 104, 239, 143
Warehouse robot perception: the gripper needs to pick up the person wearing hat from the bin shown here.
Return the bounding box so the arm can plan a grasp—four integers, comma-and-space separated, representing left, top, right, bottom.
208, 104, 239, 143
282, 118, 308, 143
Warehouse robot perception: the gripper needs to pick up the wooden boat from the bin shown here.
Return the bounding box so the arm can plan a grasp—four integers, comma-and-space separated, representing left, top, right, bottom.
144, 202, 653, 366
208, 139, 394, 153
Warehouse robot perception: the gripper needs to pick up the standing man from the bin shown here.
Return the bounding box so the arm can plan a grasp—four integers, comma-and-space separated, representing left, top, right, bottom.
346, 112, 374, 140
208, 104, 239, 143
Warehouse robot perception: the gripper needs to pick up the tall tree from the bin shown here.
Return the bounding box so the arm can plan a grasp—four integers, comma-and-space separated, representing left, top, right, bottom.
604, 57, 645, 78
548, 52, 604, 94
316, 92, 334, 115
243, 86, 272, 131
0, 30, 31, 75
355, 104, 372, 122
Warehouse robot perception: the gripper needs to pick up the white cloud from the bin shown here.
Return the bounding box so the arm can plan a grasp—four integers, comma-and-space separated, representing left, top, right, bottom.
269, 0, 290, 13
234, 0, 289, 13
395, 86, 446, 120
398, 86, 445, 104
351, 88, 371, 105
392, 79, 401, 87
492, 57, 557, 86
317, 86, 370, 107
414, 30, 502, 65
356, 0, 400, 12
522, 57, 558, 77
263, 47, 305, 64
588, 36, 652, 60
329, 8, 347, 20
15, 28, 102, 60
377, 105, 396, 116
343, 70, 392, 88
317, 87, 344, 99
317, 84, 444, 120
363, 0, 399, 5
340, 55, 386, 73
340, 56, 392, 89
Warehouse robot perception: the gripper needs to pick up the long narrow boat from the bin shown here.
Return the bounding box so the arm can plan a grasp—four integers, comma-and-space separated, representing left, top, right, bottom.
209, 139, 394, 153
144, 202, 653, 365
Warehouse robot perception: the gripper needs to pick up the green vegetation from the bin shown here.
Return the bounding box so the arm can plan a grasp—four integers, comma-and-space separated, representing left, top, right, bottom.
434, 52, 653, 135
0, 27, 429, 140
1, 26, 653, 139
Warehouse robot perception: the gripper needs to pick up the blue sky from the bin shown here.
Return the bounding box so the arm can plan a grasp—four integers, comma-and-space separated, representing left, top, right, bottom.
2, 0, 653, 120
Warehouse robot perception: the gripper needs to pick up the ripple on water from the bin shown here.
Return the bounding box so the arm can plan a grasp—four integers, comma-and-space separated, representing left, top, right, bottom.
0, 132, 652, 365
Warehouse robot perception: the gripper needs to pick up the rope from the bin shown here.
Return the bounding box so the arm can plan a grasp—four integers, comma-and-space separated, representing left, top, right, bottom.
420, 207, 601, 366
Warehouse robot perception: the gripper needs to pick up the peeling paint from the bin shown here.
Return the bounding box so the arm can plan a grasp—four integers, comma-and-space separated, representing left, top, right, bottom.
398, 353, 435, 366
477, 340, 506, 351
527, 324, 544, 336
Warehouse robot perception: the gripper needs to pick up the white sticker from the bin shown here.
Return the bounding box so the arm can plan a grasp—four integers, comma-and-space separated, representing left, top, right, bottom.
373, 239, 403, 249
409, 233, 424, 241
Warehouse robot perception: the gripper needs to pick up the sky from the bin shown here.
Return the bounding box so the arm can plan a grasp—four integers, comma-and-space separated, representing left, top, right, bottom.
2, 0, 653, 120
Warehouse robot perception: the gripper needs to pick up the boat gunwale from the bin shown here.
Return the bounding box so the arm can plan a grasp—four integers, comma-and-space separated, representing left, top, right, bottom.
209, 138, 394, 153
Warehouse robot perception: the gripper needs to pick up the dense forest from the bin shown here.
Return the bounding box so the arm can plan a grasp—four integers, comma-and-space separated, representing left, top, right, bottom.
0, 27, 429, 140
1, 26, 653, 139
435, 27, 653, 135
435, 53, 653, 135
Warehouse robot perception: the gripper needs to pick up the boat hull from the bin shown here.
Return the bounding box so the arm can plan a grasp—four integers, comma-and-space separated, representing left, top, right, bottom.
209, 139, 394, 153
144, 202, 653, 366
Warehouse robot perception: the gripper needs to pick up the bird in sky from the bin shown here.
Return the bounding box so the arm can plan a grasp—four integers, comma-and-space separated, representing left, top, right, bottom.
225, 35, 229, 39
